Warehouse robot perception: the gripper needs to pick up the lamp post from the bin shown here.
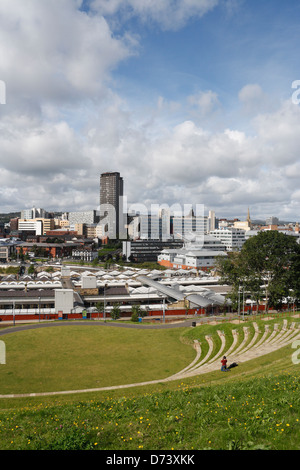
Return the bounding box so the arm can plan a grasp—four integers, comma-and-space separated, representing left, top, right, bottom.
157, 293, 166, 323
104, 283, 108, 322
238, 284, 245, 320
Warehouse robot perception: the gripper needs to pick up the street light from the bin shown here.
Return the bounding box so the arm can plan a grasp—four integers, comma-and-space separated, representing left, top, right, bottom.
162, 295, 165, 324
238, 285, 245, 321
104, 283, 108, 322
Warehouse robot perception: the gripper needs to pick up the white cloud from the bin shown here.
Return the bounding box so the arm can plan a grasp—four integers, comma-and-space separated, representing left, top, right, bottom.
0, 0, 136, 109
89, 96, 300, 220
238, 84, 274, 116
0, 1, 300, 222
90, 0, 220, 30
188, 90, 220, 115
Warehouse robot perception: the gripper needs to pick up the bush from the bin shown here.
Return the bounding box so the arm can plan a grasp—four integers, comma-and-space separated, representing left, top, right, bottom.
111, 304, 121, 320
131, 312, 139, 322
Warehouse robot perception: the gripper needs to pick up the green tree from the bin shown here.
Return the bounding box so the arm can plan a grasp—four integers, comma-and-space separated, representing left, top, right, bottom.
131, 304, 146, 322
19, 246, 24, 261
95, 301, 104, 318
27, 264, 36, 276
216, 231, 300, 312
110, 304, 121, 320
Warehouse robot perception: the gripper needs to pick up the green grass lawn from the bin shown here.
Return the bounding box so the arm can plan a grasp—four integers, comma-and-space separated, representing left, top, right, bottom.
0, 369, 299, 450
0, 324, 195, 395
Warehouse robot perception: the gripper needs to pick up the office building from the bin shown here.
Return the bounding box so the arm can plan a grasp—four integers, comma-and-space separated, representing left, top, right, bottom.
21, 207, 47, 219
173, 215, 209, 239
99, 172, 125, 239
123, 239, 183, 263
68, 210, 97, 226
158, 234, 227, 270
210, 228, 246, 251
266, 216, 279, 226
18, 219, 55, 236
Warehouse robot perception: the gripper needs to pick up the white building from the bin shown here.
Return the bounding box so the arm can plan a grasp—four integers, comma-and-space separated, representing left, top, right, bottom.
158, 248, 227, 270
128, 214, 172, 241
208, 210, 216, 231
68, 210, 97, 225
18, 219, 43, 236
0, 238, 22, 262
21, 207, 46, 219
210, 228, 246, 251
173, 215, 209, 239
158, 233, 227, 271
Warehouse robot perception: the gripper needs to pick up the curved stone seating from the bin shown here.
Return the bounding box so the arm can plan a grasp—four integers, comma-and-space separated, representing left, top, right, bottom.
170, 319, 300, 380
275, 322, 296, 345
251, 324, 270, 349
264, 323, 280, 344
170, 340, 202, 379
207, 330, 226, 364
186, 335, 214, 373
230, 326, 250, 356
223, 329, 238, 356
234, 323, 260, 356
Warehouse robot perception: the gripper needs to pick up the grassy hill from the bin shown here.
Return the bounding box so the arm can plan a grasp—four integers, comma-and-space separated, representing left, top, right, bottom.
0, 317, 299, 450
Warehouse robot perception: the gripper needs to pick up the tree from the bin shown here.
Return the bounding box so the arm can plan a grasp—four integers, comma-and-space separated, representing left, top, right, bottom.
131, 304, 146, 322
19, 246, 24, 261
96, 301, 104, 312
216, 231, 300, 312
27, 264, 36, 276
110, 304, 121, 320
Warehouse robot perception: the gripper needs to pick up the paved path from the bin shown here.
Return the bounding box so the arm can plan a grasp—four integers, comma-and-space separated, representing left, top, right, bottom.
0, 319, 195, 337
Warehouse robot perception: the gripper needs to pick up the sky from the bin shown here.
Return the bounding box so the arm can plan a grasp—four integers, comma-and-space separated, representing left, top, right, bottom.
1, 0, 300, 221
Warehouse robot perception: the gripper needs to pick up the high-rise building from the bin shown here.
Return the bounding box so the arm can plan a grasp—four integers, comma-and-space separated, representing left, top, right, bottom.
68, 210, 97, 226
99, 172, 125, 239
266, 216, 279, 226
173, 215, 209, 239
21, 207, 47, 219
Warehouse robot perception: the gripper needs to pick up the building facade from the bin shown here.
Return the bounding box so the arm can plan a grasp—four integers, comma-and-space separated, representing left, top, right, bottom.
173, 215, 209, 239
99, 172, 125, 239
68, 210, 97, 226
157, 234, 227, 270
210, 228, 246, 251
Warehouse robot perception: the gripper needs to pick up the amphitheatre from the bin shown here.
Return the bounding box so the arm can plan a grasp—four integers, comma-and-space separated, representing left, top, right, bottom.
0, 313, 299, 399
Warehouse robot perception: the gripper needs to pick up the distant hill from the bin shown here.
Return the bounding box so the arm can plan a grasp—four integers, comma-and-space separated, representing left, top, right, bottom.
0, 212, 21, 223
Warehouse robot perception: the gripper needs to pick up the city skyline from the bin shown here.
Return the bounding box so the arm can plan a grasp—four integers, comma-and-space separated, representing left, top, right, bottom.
0, 1, 300, 220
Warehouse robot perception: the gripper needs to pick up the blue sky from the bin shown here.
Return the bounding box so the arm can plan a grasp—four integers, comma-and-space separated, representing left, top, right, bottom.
111, 0, 299, 119
1, 0, 300, 221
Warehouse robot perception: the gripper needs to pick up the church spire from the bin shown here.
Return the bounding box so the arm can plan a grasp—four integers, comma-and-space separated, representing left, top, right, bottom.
247, 207, 252, 228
